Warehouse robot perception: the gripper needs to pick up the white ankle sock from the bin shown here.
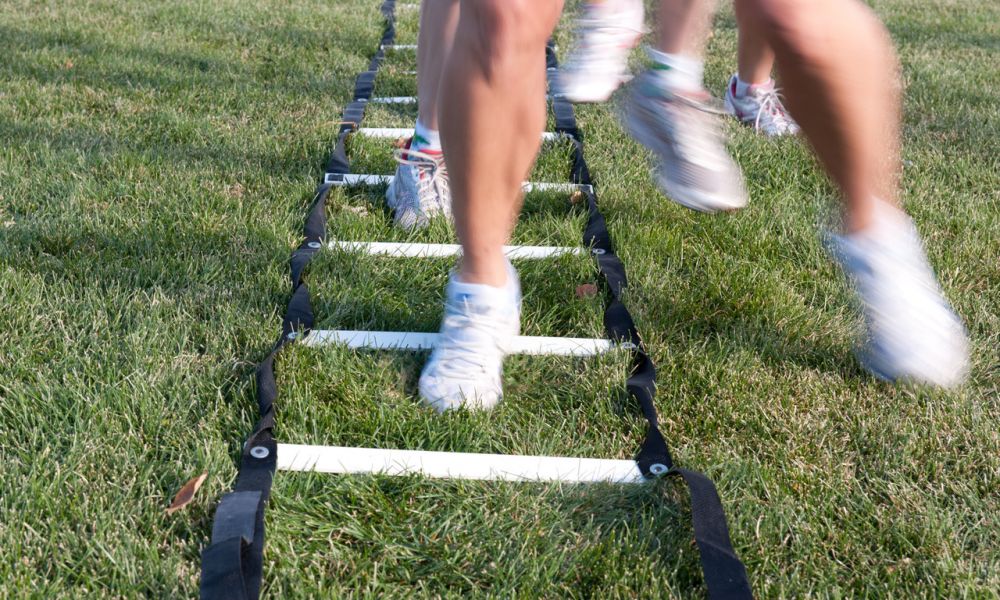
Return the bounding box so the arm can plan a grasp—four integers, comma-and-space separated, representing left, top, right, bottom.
646, 48, 703, 93
586, 0, 643, 21
412, 119, 441, 152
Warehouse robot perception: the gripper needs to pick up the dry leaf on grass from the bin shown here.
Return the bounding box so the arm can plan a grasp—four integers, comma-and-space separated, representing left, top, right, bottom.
166, 472, 207, 515
575, 283, 599, 298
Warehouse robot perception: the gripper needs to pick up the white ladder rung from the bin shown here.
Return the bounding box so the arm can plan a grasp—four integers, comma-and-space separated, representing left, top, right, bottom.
382, 43, 558, 53
328, 241, 582, 259
369, 94, 563, 104
300, 330, 616, 356
276, 444, 646, 483
368, 96, 418, 104
353, 127, 564, 142
326, 173, 590, 194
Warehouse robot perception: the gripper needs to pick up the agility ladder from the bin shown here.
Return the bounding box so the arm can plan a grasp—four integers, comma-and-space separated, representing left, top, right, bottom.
200, 2, 752, 598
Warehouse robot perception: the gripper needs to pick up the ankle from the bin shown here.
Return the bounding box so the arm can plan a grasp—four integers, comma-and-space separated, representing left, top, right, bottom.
734, 74, 773, 97
412, 118, 441, 153
586, 0, 642, 19
845, 197, 905, 236
457, 258, 511, 289
646, 48, 703, 93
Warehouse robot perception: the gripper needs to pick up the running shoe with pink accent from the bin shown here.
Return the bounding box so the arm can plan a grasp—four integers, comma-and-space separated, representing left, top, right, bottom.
723, 75, 800, 137
386, 141, 451, 229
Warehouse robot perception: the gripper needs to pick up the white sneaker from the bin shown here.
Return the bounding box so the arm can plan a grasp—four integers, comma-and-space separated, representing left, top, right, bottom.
385, 142, 451, 229
828, 201, 970, 388
723, 75, 800, 137
419, 264, 522, 412
622, 71, 748, 212
558, 0, 645, 103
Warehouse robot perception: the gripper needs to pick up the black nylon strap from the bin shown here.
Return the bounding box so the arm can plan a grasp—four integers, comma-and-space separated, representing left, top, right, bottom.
353, 71, 377, 101
200, 536, 250, 600
550, 40, 753, 599
200, 5, 395, 596
211, 491, 262, 545
678, 468, 754, 599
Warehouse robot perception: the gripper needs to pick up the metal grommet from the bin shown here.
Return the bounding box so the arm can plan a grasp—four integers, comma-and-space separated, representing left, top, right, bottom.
649, 463, 670, 476
591, 247, 606, 256
250, 446, 270, 459
307, 241, 322, 249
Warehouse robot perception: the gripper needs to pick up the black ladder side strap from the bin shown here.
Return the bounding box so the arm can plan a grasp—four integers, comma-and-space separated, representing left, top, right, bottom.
200, 182, 332, 599
325, 0, 397, 178
201, 2, 399, 596
549, 40, 753, 597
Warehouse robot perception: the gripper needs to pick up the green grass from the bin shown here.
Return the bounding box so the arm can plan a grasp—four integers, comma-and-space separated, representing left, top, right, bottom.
1, 0, 998, 597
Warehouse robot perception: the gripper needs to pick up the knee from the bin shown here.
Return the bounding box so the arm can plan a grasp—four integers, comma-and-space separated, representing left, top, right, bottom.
471, 0, 539, 23
464, 0, 555, 49
460, 0, 555, 74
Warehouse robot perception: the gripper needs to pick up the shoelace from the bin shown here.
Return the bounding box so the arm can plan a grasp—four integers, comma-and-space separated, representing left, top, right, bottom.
752, 87, 795, 132
392, 145, 448, 214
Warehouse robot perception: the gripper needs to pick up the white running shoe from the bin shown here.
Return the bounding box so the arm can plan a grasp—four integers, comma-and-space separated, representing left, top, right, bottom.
558, 0, 645, 103
419, 264, 522, 412
385, 142, 451, 229
828, 201, 970, 388
622, 71, 748, 212
723, 75, 800, 137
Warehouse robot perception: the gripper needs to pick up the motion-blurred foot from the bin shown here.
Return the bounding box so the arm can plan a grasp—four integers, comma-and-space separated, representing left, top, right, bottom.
558, 0, 644, 103
829, 200, 970, 387
622, 71, 748, 212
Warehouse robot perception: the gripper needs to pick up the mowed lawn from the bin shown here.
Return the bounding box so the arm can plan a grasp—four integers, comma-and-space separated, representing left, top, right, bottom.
1, 0, 997, 597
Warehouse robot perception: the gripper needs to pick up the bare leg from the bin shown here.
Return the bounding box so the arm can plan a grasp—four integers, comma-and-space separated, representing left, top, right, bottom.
416, 0, 460, 129
733, 0, 775, 84
656, 0, 714, 57
439, 0, 564, 286
742, 0, 900, 232
385, 0, 460, 229
738, 0, 968, 386
420, 0, 565, 411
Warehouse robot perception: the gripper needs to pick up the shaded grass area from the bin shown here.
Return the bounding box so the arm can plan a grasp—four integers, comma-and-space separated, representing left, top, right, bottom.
1, 0, 998, 597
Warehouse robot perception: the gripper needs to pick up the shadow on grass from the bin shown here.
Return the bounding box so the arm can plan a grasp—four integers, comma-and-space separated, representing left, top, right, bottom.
270, 470, 704, 596
0, 22, 373, 99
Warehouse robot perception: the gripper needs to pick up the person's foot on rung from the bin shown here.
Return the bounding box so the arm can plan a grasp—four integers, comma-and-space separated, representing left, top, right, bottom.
558, 0, 645, 104
723, 74, 800, 137
419, 263, 521, 412
385, 123, 451, 229
828, 200, 970, 388
622, 70, 748, 213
